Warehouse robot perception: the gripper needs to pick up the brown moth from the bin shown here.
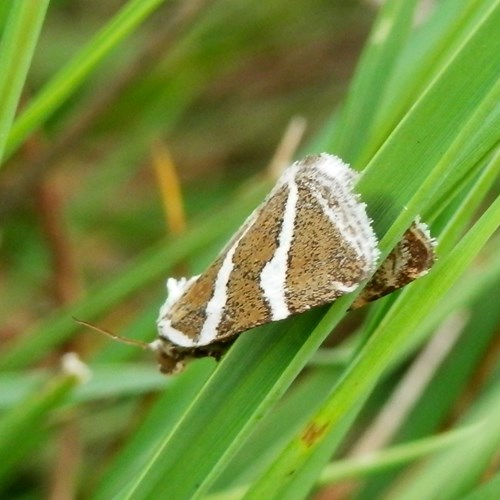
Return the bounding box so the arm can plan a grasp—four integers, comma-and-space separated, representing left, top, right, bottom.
150, 154, 436, 373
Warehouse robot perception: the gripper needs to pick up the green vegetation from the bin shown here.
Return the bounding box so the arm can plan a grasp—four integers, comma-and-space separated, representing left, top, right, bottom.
0, 1, 498, 498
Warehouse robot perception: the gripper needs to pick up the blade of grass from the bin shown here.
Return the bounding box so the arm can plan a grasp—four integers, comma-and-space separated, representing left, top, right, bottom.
119, 3, 500, 498
422, 90, 500, 224
331, 0, 419, 163
122, 304, 349, 500
390, 375, 500, 499
206, 425, 481, 500
92, 359, 215, 500
319, 425, 480, 486
0, 363, 166, 409
211, 366, 345, 491
244, 194, 499, 499
0, 360, 87, 484
461, 471, 500, 500
436, 149, 500, 255
0, 0, 49, 165
359, 2, 500, 240
361, 0, 491, 166
3, 0, 168, 160
357, 262, 500, 499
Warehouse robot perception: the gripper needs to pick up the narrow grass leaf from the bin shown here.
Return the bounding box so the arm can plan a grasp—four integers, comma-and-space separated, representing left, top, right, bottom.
244, 197, 499, 498
92, 359, 215, 500
391, 378, 500, 499
0, 368, 83, 484
359, 1, 500, 239
437, 150, 500, 255
212, 367, 345, 491
461, 472, 500, 500
357, 272, 500, 498
0, 0, 49, 164
331, 0, 419, 163
317, 425, 480, 486
0, 363, 167, 409
362, 0, 491, 165
206, 426, 478, 500
122, 306, 343, 500
4, 0, 167, 160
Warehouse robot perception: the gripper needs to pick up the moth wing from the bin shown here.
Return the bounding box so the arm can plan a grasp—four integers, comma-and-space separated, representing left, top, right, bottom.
164, 182, 289, 344
161, 154, 381, 348
353, 220, 436, 308
284, 172, 376, 314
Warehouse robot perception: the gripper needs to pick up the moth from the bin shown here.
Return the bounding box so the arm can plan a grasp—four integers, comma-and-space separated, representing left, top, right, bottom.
78, 154, 435, 373
152, 154, 436, 372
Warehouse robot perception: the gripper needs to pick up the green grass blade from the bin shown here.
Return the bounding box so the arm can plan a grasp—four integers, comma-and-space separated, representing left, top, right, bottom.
0, 0, 49, 165
437, 150, 500, 255
244, 192, 499, 499
392, 378, 500, 499
0, 364, 85, 485
211, 366, 345, 491
93, 360, 215, 500
461, 471, 500, 500
422, 86, 500, 224
361, 0, 491, 166
3, 0, 167, 160
114, 3, 500, 498
123, 304, 350, 500
318, 425, 479, 486
331, 0, 419, 163
0, 363, 166, 409
356, 263, 500, 498
359, 2, 500, 240
206, 426, 481, 500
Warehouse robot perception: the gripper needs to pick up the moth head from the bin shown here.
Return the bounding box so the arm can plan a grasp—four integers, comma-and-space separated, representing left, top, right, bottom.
149, 338, 191, 374
150, 335, 231, 374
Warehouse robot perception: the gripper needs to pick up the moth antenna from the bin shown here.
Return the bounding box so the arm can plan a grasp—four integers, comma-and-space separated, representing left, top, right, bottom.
73, 317, 151, 350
